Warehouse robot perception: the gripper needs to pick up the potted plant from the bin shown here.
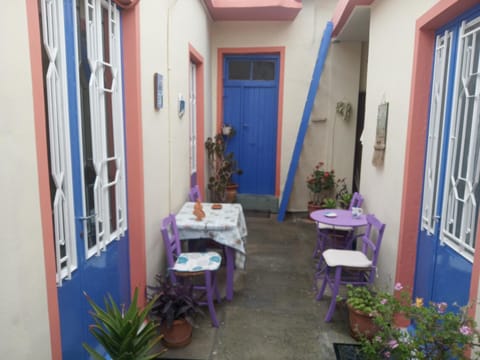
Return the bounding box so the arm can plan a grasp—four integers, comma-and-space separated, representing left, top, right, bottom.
344, 285, 387, 341
359, 283, 480, 360
321, 197, 337, 209
148, 274, 204, 348
83, 287, 165, 360
306, 161, 335, 212
205, 127, 242, 202
335, 178, 353, 209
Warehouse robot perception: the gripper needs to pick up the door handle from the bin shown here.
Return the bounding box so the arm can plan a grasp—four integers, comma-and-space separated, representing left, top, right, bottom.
77, 214, 97, 221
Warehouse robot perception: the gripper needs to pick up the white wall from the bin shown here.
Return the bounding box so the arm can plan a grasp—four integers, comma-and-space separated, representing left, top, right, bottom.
0, 3, 52, 359
210, 0, 360, 211
361, 0, 437, 290
140, 0, 212, 284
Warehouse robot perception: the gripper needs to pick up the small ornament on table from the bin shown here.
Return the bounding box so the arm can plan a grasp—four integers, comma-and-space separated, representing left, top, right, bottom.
193, 199, 205, 221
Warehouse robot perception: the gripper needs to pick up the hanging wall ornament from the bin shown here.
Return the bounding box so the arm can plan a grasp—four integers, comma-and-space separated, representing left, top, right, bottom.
372, 102, 389, 167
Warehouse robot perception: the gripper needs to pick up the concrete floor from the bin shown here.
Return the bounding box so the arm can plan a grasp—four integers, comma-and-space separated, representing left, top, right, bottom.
158, 213, 354, 360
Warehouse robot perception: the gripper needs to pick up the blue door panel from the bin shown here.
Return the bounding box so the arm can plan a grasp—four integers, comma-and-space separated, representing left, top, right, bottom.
413, 231, 436, 303
57, 273, 84, 359
57, 1, 131, 358
241, 86, 277, 194
432, 244, 471, 307
414, 7, 479, 312
58, 239, 131, 358
223, 54, 279, 196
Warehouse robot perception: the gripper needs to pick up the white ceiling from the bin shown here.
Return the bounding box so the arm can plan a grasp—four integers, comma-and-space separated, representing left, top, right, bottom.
334, 6, 370, 42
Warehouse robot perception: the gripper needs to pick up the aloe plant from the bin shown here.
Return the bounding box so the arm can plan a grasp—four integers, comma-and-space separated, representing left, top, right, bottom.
83, 287, 165, 360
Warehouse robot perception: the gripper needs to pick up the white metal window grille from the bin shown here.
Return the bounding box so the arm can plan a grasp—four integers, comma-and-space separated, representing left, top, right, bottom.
189, 61, 197, 175
77, 0, 127, 258
39, 0, 78, 285
421, 30, 453, 234
440, 15, 480, 261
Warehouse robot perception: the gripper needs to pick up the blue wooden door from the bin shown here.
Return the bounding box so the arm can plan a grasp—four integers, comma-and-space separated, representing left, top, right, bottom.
415, 8, 480, 308
39, 1, 130, 358
223, 55, 279, 195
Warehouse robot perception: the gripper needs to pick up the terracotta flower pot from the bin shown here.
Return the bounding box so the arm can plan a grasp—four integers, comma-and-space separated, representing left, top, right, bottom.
160, 318, 193, 348
347, 303, 379, 340
308, 202, 323, 215
225, 183, 238, 203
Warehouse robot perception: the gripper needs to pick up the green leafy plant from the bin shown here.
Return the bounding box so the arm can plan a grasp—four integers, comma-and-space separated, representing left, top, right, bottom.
83, 287, 165, 360
346, 285, 385, 315
321, 197, 337, 209
205, 127, 242, 202
148, 274, 204, 329
351, 283, 480, 360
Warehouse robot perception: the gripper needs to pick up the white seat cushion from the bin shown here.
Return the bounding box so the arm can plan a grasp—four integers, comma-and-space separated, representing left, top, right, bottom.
322, 249, 372, 268
173, 252, 222, 272
317, 223, 353, 232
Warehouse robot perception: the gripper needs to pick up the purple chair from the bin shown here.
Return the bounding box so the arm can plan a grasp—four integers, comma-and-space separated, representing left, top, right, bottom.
188, 185, 202, 202
313, 192, 364, 258
316, 214, 385, 322
161, 214, 221, 327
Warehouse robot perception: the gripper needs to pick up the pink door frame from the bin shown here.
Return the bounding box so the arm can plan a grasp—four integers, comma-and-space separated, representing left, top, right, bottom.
396, 0, 480, 317
26, 2, 145, 358
189, 44, 206, 197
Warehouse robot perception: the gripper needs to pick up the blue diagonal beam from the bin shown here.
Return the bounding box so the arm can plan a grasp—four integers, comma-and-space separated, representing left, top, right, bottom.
277, 21, 333, 221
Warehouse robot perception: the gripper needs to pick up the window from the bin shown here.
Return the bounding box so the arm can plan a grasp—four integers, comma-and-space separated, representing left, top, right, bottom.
421, 30, 453, 235
76, 0, 127, 258
39, 0, 77, 285
421, 11, 480, 261
39, 0, 128, 284
440, 14, 480, 258
228, 59, 276, 81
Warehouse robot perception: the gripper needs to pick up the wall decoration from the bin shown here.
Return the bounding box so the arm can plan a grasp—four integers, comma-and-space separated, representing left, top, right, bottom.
372, 102, 389, 167
154, 73, 163, 110
178, 94, 185, 118
336, 101, 352, 121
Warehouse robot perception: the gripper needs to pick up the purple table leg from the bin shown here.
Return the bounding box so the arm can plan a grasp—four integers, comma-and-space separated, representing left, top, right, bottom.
224, 246, 235, 301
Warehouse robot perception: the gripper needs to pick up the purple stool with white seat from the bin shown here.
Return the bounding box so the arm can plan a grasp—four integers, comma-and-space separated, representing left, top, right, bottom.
161, 214, 221, 327
316, 214, 385, 322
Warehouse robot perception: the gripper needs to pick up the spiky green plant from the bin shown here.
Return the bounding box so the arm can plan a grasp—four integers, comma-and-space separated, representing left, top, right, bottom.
82, 287, 165, 360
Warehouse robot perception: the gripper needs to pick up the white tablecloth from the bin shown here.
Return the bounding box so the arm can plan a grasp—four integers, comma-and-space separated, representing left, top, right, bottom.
175, 202, 247, 269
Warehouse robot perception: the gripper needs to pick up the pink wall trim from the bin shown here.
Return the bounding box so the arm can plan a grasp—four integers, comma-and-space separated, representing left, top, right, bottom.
216, 47, 285, 197
204, 0, 301, 21
122, 6, 147, 304
189, 44, 206, 197
26, 0, 62, 358
397, 0, 480, 321
331, 0, 374, 37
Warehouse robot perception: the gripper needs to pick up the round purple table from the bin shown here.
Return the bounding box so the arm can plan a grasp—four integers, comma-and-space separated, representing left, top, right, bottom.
309, 209, 367, 228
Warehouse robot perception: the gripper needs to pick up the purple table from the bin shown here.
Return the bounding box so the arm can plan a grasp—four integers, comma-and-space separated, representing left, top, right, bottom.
176, 202, 247, 301
310, 209, 368, 276
309, 209, 367, 229
310, 209, 367, 256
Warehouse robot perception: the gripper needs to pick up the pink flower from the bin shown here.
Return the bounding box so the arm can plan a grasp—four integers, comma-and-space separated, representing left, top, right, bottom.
436, 302, 447, 313
388, 340, 399, 349
381, 298, 388, 305
384, 351, 391, 358
459, 325, 473, 336
394, 282, 403, 291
